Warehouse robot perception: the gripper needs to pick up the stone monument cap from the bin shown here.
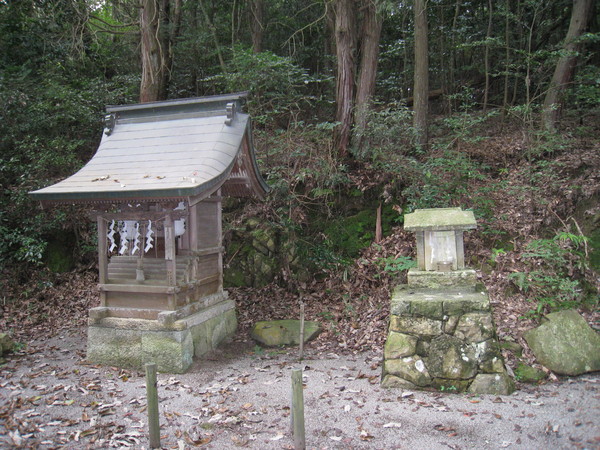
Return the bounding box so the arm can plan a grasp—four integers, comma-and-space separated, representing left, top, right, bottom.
404, 207, 477, 232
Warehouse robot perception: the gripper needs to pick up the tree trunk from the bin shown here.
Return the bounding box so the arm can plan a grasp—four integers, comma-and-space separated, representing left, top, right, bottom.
413, 0, 429, 148
502, 0, 511, 114
199, 0, 226, 71
541, 0, 593, 131
483, 0, 493, 111
249, 0, 264, 53
449, 0, 460, 111
139, 0, 182, 103
353, 0, 382, 149
140, 0, 166, 102
510, 0, 523, 106
333, 0, 357, 158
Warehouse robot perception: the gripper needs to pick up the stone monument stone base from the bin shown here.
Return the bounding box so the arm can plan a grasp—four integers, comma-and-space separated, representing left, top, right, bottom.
382, 280, 515, 395
87, 293, 236, 373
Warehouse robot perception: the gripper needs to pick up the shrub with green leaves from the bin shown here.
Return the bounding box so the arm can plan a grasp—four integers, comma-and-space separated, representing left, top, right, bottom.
509, 231, 590, 317
377, 255, 417, 274
206, 47, 330, 128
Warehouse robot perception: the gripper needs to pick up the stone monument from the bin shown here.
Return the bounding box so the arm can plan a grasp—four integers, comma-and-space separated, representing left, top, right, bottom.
382, 208, 515, 394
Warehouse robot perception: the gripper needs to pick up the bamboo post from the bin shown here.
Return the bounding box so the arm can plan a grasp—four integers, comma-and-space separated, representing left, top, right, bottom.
298, 302, 305, 360
145, 363, 161, 449
291, 368, 305, 450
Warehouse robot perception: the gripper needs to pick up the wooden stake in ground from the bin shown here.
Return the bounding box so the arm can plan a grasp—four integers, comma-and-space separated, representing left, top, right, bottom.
145, 363, 161, 449
375, 202, 382, 243
299, 302, 305, 360
291, 368, 306, 450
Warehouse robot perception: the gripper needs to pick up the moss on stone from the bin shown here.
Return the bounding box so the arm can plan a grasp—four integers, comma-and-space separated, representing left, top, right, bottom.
384, 332, 418, 359
499, 340, 523, 357
454, 312, 495, 343
468, 373, 515, 395
514, 362, 547, 383
427, 335, 478, 380
250, 320, 321, 346
410, 299, 443, 319
381, 374, 417, 389
390, 315, 443, 336
383, 356, 432, 387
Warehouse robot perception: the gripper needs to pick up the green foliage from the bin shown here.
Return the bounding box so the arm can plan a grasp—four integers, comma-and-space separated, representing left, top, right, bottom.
252, 345, 265, 356
351, 102, 415, 161
442, 88, 500, 146
439, 384, 458, 392
206, 47, 330, 128
0, 0, 138, 273
573, 65, 600, 111
321, 205, 397, 261
402, 148, 488, 210
489, 248, 507, 266
509, 232, 590, 317
376, 255, 417, 274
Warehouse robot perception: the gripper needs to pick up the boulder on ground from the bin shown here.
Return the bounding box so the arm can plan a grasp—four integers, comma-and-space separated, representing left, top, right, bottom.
251, 320, 321, 347
524, 309, 600, 376
0, 333, 14, 355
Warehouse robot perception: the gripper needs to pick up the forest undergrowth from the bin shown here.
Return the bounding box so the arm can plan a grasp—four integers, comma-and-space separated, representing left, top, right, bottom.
1, 113, 599, 375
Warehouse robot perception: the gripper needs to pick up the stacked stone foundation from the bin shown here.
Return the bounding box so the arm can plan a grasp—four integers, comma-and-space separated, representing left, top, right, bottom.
382, 275, 514, 395
87, 293, 236, 373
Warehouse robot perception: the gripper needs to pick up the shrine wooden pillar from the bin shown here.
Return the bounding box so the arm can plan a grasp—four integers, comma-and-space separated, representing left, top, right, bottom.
164, 214, 177, 310
96, 215, 108, 307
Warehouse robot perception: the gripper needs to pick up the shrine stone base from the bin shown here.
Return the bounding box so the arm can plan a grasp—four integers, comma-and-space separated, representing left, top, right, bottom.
86, 294, 237, 373
381, 283, 515, 395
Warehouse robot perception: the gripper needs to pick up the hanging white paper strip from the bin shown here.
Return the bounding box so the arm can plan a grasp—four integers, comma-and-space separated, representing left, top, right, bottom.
131, 222, 141, 255
174, 219, 186, 237
107, 220, 117, 252
119, 221, 129, 255
145, 220, 154, 253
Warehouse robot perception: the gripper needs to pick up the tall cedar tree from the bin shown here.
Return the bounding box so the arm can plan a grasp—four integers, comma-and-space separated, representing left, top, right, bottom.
413, 0, 429, 148
542, 0, 594, 131
140, 0, 182, 102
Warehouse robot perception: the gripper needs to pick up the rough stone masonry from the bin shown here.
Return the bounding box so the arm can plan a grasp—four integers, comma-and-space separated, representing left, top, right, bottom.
381, 208, 514, 395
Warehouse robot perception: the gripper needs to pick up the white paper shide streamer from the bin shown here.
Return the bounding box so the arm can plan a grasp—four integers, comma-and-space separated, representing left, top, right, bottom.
107, 220, 117, 252
119, 221, 129, 255
131, 222, 141, 255
145, 220, 154, 253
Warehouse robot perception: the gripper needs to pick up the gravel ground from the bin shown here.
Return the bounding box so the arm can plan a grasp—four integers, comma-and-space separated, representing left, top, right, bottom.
1, 329, 599, 449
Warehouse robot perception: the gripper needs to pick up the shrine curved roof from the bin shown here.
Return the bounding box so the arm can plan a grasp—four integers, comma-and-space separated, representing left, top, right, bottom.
29, 93, 269, 203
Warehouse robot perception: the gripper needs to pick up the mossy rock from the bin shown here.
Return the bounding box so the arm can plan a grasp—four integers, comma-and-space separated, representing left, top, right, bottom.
250, 320, 321, 347
0, 333, 14, 355
524, 309, 600, 376
468, 373, 516, 395
500, 340, 524, 357
514, 362, 547, 383
427, 335, 478, 380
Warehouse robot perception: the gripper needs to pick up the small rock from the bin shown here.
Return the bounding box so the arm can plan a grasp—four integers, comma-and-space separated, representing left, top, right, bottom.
500, 340, 524, 357
468, 373, 515, 395
250, 320, 321, 347
514, 362, 547, 383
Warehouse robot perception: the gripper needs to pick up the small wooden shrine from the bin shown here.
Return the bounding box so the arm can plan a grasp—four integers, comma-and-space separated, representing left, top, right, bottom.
30, 93, 269, 372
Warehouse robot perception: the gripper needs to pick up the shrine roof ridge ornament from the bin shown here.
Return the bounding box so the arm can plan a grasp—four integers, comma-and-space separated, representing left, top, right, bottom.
29, 92, 268, 204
